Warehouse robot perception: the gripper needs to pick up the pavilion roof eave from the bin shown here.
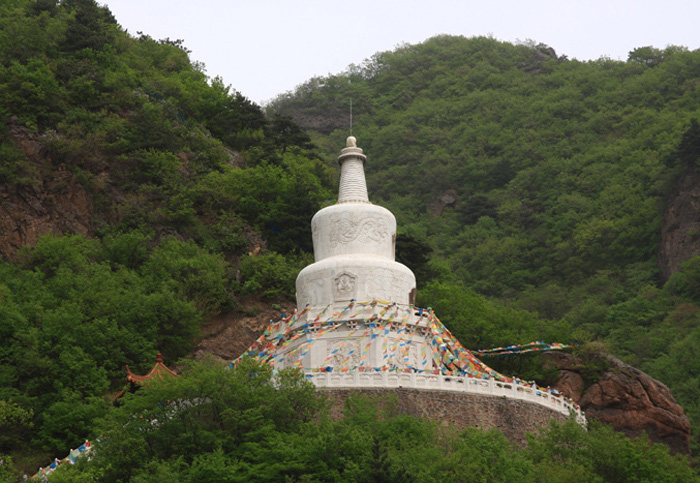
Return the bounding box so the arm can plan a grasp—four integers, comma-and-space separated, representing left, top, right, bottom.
125, 353, 178, 384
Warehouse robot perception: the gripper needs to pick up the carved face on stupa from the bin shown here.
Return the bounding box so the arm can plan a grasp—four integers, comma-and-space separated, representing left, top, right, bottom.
334, 272, 357, 300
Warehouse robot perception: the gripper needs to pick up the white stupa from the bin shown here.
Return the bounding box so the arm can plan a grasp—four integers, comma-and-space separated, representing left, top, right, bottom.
296, 136, 416, 310
259, 136, 435, 372
243, 137, 505, 376
239, 137, 584, 423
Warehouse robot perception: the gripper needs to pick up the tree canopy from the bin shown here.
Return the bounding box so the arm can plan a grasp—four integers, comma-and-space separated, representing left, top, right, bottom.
46, 360, 700, 483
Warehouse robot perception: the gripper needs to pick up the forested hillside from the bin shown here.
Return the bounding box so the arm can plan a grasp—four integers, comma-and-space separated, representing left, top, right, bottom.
268, 35, 700, 453
1, 0, 700, 479
0, 0, 330, 475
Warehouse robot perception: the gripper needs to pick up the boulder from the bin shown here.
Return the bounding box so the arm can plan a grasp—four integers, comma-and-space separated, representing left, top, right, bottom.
541, 351, 691, 455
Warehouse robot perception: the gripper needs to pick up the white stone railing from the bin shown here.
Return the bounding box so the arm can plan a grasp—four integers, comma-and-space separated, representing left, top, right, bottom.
307, 370, 586, 425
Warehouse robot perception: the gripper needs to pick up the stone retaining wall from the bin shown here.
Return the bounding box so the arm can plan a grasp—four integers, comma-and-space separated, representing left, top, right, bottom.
321, 387, 568, 445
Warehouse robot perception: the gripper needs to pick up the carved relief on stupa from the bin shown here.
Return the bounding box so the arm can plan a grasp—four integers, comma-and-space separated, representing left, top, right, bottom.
329, 213, 390, 247
365, 268, 415, 303
333, 271, 357, 301
326, 340, 361, 369
297, 276, 327, 306
388, 339, 422, 370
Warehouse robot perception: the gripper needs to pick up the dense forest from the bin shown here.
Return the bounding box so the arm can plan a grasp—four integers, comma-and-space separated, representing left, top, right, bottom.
0, 0, 327, 478
44, 360, 700, 483
1, 0, 700, 480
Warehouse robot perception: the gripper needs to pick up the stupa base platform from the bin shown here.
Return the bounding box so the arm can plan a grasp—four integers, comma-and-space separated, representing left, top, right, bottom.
240, 301, 585, 425
306, 369, 585, 424
321, 387, 571, 446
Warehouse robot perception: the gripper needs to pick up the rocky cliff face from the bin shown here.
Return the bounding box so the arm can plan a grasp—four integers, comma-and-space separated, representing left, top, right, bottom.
191, 297, 296, 363
0, 123, 94, 261
542, 351, 691, 455
659, 169, 700, 281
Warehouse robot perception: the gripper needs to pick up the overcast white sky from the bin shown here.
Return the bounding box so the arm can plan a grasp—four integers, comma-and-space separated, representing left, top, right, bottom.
102, 0, 700, 106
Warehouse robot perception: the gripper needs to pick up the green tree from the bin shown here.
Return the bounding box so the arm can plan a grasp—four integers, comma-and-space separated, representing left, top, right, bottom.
61, 359, 322, 482
672, 119, 700, 167
628, 46, 665, 67
61, 0, 116, 52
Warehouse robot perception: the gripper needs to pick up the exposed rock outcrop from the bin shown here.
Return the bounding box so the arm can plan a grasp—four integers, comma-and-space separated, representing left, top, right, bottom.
0, 123, 93, 260
659, 169, 700, 281
192, 298, 295, 362
427, 189, 460, 216
0, 120, 264, 262
542, 351, 691, 455
0, 176, 93, 260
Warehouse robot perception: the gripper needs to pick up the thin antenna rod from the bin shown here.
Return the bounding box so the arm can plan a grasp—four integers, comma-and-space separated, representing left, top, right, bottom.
350, 99, 353, 136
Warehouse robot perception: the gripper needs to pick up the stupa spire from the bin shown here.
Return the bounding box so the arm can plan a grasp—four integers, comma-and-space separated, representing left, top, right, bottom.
337, 136, 369, 203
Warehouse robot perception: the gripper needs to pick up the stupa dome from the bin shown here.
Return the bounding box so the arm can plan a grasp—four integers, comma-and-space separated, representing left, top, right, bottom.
296, 137, 416, 307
